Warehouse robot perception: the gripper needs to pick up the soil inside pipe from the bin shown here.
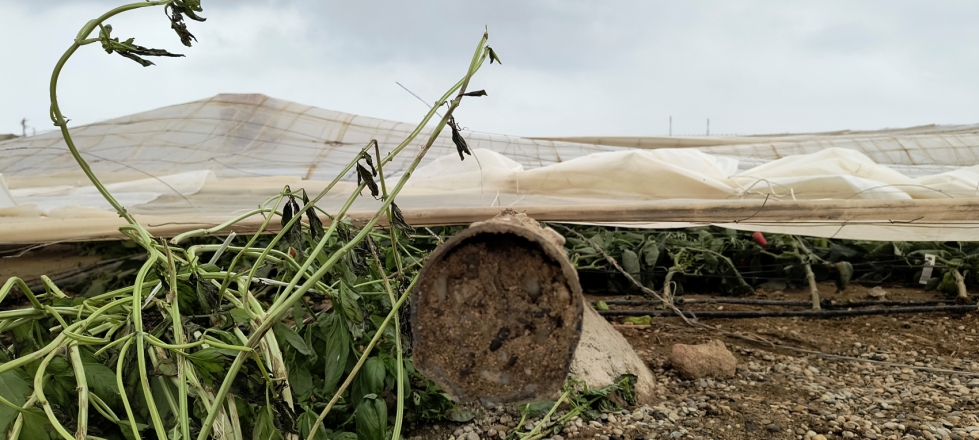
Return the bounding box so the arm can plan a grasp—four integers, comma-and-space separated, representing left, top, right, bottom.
412, 231, 581, 405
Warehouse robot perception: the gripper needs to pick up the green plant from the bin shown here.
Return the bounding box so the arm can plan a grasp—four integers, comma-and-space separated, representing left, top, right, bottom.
0, 2, 499, 439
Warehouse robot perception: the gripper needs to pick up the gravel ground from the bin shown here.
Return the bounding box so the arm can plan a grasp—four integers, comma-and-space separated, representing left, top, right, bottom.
408, 284, 979, 440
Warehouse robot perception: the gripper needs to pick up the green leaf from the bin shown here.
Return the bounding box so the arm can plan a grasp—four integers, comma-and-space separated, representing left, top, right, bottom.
21, 407, 56, 439
521, 400, 555, 418
289, 364, 313, 401
354, 395, 387, 440
594, 301, 609, 311
252, 407, 283, 440
352, 358, 386, 407
622, 315, 652, 326
186, 348, 228, 385
84, 362, 122, 408
151, 377, 175, 422
318, 314, 351, 395
0, 371, 30, 435
230, 308, 252, 325
297, 410, 329, 440
276, 323, 313, 356
641, 241, 660, 267
834, 261, 854, 291
621, 249, 641, 275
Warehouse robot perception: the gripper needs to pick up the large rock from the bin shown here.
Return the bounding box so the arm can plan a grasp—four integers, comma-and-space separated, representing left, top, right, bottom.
569, 305, 656, 403
668, 340, 737, 379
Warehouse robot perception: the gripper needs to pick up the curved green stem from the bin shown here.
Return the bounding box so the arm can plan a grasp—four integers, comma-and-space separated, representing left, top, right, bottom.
49, 1, 167, 236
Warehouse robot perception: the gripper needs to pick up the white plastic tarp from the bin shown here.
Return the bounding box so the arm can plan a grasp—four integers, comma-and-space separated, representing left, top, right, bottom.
3, 94, 979, 244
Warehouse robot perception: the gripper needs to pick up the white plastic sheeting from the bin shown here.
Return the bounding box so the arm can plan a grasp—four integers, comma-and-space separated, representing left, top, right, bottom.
2, 93, 979, 244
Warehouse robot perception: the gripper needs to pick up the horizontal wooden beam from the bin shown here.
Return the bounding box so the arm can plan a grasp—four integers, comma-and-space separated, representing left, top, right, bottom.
2, 198, 978, 244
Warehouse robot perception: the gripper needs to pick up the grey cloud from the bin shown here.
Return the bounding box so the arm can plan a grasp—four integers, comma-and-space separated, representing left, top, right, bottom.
3, 1, 979, 138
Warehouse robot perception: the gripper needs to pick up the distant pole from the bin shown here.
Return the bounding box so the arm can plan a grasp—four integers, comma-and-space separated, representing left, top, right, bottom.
707, 118, 710, 136
669, 116, 672, 136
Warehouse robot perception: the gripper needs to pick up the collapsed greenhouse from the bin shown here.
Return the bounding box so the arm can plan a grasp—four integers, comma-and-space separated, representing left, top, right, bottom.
3, 92, 979, 440
3, 93, 979, 243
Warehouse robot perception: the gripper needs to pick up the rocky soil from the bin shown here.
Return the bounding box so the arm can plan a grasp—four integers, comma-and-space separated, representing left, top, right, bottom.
408, 283, 979, 440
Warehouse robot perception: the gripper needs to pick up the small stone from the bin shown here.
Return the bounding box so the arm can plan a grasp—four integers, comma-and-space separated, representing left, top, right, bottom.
465, 433, 478, 440
668, 340, 738, 379
524, 422, 534, 431
813, 435, 828, 440
608, 414, 617, 424
612, 428, 624, 435
670, 432, 682, 438
487, 428, 498, 438
767, 424, 781, 433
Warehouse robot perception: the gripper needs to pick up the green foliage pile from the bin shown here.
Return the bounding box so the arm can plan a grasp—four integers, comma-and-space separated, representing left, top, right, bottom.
0, 2, 498, 439
559, 225, 978, 299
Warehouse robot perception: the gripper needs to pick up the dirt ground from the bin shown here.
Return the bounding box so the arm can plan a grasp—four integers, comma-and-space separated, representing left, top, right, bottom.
412, 282, 979, 439
604, 282, 978, 440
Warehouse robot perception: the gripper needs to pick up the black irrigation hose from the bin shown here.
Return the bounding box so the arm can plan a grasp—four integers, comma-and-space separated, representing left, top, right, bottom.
597, 304, 978, 319
597, 298, 952, 308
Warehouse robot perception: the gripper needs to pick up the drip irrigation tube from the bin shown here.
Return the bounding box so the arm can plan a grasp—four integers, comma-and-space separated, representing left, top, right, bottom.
597, 304, 978, 319
596, 298, 951, 308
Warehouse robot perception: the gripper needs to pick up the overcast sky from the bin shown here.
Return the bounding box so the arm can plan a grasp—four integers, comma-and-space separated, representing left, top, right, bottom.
3, 1, 979, 138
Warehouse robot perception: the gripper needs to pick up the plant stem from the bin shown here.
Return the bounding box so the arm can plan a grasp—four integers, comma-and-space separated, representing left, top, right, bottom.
367, 240, 406, 440
130, 254, 169, 439
68, 344, 90, 440
49, 1, 167, 235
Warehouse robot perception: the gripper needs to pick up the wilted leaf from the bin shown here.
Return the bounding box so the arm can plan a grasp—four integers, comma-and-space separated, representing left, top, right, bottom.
98, 24, 184, 67
166, 3, 205, 47
303, 191, 325, 240
449, 119, 471, 161
462, 90, 487, 97
361, 149, 377, 176
281, 196, 304, 253
487, 46, 502, 64
357, 164, 380, 198
390, 202, 414, 234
